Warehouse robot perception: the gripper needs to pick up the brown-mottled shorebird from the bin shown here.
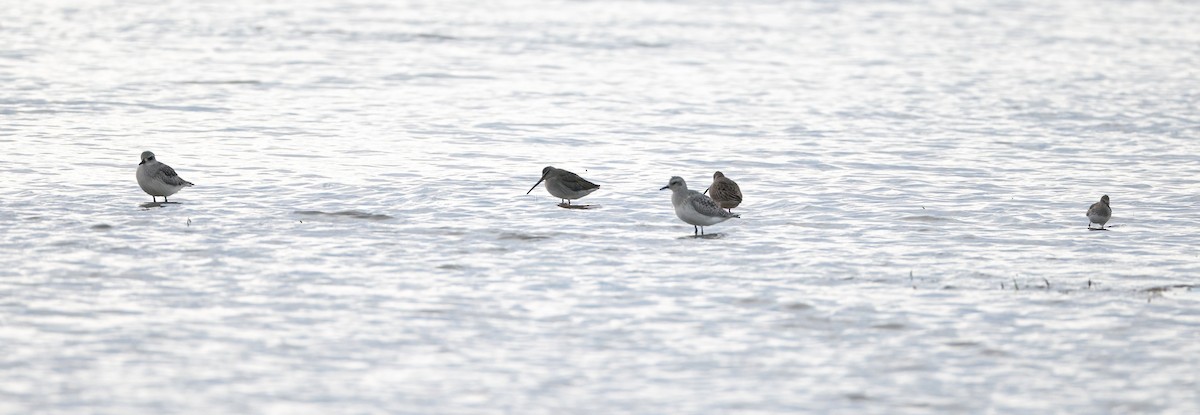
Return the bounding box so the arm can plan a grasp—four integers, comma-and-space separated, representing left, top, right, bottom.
704, 171, 742, 213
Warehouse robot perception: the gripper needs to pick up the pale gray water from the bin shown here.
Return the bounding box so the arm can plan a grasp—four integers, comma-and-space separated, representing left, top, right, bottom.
2, 0, 1199, 413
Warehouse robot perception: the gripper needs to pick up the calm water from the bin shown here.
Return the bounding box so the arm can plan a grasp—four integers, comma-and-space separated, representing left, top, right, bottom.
2, 0, 1199, 413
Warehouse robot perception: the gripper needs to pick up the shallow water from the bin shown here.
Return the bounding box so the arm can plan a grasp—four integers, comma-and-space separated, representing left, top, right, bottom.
2, 0, 1199, 413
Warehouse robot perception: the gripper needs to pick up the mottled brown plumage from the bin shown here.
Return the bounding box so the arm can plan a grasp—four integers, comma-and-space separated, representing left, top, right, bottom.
705, 171, 742, 212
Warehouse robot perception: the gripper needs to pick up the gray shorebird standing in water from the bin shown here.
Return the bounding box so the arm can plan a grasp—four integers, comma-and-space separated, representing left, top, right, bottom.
1087, 194, 1112, 230
661, 176, 739, 236
136, 151, 193, 203
526, 166, 600, 205
704, 171, 742, 213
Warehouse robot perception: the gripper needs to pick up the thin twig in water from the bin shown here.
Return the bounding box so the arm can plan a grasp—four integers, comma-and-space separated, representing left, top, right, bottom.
1012, 278, 1019, 291
1043, 278, 1050, 290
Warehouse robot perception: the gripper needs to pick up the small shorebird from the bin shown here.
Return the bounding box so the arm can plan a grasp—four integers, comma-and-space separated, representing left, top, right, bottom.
704, 171, 742, 213
661, 176, 739, 235
526, 166, 600, 205
136, 151, 194, 203
1087, 194, 1111, 230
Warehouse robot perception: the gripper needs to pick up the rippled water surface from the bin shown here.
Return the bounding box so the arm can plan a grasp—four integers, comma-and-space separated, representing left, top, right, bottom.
3, 0, 1199, 413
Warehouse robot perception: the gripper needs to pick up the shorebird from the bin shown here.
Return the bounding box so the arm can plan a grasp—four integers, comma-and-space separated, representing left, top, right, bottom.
1087, 194, 1111, 230
136, 151, 194, 203
526, 166, 600, 205
661, 176, 739, 235
704, 171, 742, 213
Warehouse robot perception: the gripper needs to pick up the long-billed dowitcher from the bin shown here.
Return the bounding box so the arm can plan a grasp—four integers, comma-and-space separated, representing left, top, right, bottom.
704, 171, 742, 213
1087, 194, 1111, 230
661, 176, 739, 235
136, 151, 194, 203
525, 166, 600, 205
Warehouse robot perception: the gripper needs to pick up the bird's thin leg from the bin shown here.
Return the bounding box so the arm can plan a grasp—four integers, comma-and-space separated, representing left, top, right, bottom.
700, 226, 705, 236
163, 196, 168, 203
694, 226, 699, 236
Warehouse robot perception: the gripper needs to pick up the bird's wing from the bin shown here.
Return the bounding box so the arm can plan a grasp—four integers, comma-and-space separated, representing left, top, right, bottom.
689, 193, 731, 217
1087, 202, 1109, 217
156, 163, 193, 186
559, 171, 599, 190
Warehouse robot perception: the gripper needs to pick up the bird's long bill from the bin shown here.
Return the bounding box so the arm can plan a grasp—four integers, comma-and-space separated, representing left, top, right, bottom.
659, 185, 669, 190
703, 187, 709, 194
526, 175, 548, 195
138, 160, 146, 165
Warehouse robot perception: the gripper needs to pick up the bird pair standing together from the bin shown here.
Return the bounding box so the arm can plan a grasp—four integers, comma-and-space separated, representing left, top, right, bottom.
526, 166, 743, 235
661, 175, 741, 236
